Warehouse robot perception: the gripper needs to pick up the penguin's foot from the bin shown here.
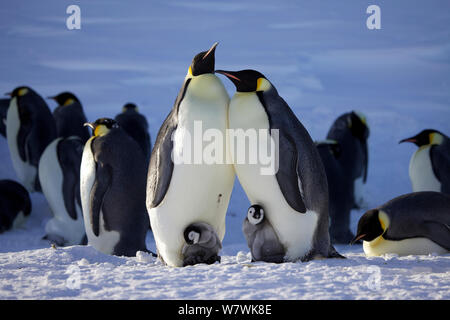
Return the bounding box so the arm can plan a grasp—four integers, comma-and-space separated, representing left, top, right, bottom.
42, 234, 66, 247
183, 252, 221, 267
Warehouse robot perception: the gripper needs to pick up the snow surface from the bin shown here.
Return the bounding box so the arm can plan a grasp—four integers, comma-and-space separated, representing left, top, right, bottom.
1, 0, 449, 300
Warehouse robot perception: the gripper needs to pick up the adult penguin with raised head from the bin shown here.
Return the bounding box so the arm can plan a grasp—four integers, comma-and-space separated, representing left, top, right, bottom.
147, 43, 235, 267
5, 86, 57, 192
0, 98, 10, 137
216, 69, 343, 262
81, 118, 149, 256
352, 192, 450, 256
400, 129, 450, 194
115, 103, 151, 163
48, 92, 90, 143
317, 111, 369, 244
0, 179, 31, 233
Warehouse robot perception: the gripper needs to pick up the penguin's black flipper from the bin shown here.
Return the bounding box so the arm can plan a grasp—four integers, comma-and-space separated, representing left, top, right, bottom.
90, 163, 112, 236
422, 220, 450, 251
430, 144, 450, 194
16, 103, 33, 162
58, 138, 83, 220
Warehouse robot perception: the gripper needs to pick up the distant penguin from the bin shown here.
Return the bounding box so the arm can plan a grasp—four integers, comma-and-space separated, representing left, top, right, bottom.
39, 136, 86, 246
243, 205, 285, 263
6, 86, 57, 192
0, 98, 10, 137
48, 92, 90, 143
0, 179, 31, 233
352, 192, 450, 256
115, 103, 152, 163
317, 111, 370, 244
216, 69, 343, 262
81, 118, 149, 256
400, 129, 450, 194
147, 43, 235, 267
182, 222, 222, 266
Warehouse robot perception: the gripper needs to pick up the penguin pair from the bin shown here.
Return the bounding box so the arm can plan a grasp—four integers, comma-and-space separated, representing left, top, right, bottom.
39, 92, 88, 246
5, 86, 57, 192
148, 43, 342, 266
0, 179, 32, 233
81, 118, 150, 256
216, 69, 343, 263
316, 111, 369, 244
352, 191, 449, 256
115, 103, 152, 164
400, 129, 450, 194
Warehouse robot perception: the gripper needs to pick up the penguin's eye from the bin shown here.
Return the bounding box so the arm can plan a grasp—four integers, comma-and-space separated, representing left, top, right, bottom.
248, 207, 255, 215
188, 231, 200, 244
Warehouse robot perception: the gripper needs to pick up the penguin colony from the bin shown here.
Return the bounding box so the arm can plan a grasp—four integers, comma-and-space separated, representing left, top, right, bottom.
0, 43, 448, 266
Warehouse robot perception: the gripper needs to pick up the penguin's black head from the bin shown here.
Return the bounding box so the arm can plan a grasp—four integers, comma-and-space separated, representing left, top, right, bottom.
348, 111, 369, 142
6, 86, 33, 98
189, 42, 218, 76
48, 92, 79, 106
215, 69, 271, 93
84, 118, 118, 137
184, 225, 201, 245
399, 129, 445, 147
122, 103, 138, 113
351, 209, 386, 244
247, 204, 265, 225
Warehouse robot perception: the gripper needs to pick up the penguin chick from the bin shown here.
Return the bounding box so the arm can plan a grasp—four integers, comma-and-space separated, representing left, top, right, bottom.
182, 222, 222, 266
114, 103, 152, 163
352, 191, 450, 256
0, 179, 32, 233
399, 129, 450, 194
48, 92, 90, 143
242, 205, 285, 263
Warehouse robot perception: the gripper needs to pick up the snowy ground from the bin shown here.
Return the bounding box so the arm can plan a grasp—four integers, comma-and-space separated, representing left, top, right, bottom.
1, 1, 449, 300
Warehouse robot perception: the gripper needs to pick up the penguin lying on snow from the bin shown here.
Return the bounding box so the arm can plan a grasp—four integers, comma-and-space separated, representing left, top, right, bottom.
352, 191, 450, 256
316, 111, 369, 244
115, 103, 152, 163
5, 86, 57, 192
48, 92, 90, 143
400, 129, 450, 194
147, 43, 235, 267
0, 98, 10, 137
39, 137, 86, 246
216, 69, 343, 262
0, 179, 31, 233
81, 118, 150, 256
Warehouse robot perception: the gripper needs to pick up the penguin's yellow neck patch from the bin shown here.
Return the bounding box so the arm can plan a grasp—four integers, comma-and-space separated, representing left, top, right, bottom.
18, 88, 28, 96
256, 78, 271, 92
429, 133, 444, 145
63, 98, 74, 106
378, 210, 390, 233
94, 125, 110, 137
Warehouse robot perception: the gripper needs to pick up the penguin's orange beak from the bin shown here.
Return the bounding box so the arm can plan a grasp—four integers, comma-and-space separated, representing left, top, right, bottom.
399, 138, 416, 144
350, 233, 366, 245
4, 92, 12, 97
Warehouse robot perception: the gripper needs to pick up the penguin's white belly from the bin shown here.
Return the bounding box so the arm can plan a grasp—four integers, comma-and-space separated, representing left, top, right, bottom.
6, 97, 37, 192
228, 93, 318, 261
149, 93, 234, 267
40, 138, 85, 245
80, 138, 120, 254
363, 236, 448, 257
409, 146, 441, 192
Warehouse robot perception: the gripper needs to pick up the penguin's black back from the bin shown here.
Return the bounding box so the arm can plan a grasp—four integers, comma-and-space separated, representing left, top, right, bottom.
0, 179, 31, 232
53, 102, 90, 143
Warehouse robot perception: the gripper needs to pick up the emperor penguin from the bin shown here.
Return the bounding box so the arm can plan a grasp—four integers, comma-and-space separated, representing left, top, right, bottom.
0, 179, 31, 233
0, 98, 10, 137
39, 136, 86, 246
243, 204, 285, 263
399, 129, 450, 194
48, 92, 90, 143
316, 111, 370, 244
216, 69, 343, 262
81, 118, 149, 256
351, 192, 450, 256
146, 43, 235, 267
115, 103, 152, 163
5, 86, 57, 192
